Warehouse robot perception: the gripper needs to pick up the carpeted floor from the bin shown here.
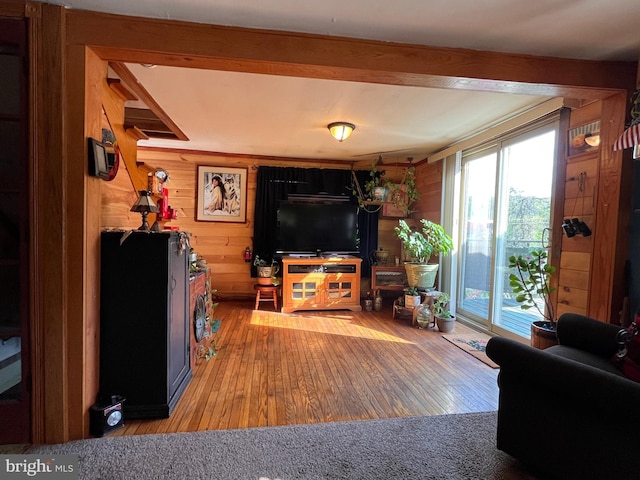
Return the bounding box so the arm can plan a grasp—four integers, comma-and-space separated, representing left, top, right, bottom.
442, 333, 499, 368
28, 412, 546, 479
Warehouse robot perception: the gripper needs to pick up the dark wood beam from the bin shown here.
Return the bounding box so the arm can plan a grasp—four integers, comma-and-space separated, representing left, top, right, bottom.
65, 10, 637, 100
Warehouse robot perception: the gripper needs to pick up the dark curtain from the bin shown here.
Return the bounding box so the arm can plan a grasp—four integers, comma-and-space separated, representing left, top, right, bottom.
253, 166, 378, 277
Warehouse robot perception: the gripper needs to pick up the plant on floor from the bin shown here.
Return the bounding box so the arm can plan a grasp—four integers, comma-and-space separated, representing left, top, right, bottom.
431, 292, 452, 318
508, 248, 556, 328
431, 292, 456, 333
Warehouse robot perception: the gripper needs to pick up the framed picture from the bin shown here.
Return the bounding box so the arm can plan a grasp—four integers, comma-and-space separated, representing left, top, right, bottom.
196, 166, 247, 222
568, 120, 601, 156
382, 184, 408, 218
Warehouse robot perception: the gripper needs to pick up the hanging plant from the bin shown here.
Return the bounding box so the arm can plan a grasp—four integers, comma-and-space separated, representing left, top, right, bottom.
350, 160, 387, 213
385, 165, 419, 216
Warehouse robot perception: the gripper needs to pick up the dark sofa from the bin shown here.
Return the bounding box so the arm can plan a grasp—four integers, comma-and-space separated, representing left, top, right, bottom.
486, 313, 640, 480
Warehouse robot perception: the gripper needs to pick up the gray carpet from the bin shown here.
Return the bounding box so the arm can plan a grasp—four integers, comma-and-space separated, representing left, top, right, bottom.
29, 412, 545, 479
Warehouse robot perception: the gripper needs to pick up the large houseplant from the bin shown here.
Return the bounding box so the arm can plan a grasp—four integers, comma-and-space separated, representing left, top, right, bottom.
508, 248, 557, 348
394, 219, 453, 289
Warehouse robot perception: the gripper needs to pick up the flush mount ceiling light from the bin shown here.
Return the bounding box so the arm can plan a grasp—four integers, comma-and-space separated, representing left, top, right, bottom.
328, 122, 356, 142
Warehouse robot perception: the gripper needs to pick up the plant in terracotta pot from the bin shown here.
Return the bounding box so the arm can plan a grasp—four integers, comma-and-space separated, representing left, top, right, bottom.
508, 248, 557, 349
253, 255, 280, 285
431, 292, 456, 333
394, 219, 453, 289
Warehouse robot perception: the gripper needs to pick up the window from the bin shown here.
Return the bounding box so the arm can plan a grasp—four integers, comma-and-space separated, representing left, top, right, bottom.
453, 119, 558, 339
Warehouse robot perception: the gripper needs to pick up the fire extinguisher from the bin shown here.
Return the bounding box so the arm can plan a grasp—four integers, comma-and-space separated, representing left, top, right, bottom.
243, 247, 252, 263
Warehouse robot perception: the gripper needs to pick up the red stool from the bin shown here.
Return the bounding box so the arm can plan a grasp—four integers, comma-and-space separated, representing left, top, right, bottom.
254, 284, 279, 310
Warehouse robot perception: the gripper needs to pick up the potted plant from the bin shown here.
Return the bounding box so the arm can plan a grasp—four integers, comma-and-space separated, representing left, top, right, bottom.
253, 255, 280, 285
508, 248, 557, 349
404, 286, 421, 307
431, 292, 456, 332
394, 219, 454, 289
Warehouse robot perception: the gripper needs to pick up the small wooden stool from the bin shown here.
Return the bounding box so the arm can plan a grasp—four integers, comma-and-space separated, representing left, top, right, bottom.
254, 284, 279, 310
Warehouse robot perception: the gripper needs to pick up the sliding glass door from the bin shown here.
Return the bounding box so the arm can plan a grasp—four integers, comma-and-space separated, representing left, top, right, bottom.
456, 121, 557, 338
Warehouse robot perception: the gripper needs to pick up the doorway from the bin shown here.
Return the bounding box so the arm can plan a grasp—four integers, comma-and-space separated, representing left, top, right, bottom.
456, 119, 558, 339
0, 18, 31, 444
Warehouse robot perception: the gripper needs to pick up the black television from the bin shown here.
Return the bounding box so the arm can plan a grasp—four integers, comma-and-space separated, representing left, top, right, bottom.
276, 201, 359, 255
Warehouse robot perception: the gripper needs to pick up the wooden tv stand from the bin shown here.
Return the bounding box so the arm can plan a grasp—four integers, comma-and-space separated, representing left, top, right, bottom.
281, 256, 362, 313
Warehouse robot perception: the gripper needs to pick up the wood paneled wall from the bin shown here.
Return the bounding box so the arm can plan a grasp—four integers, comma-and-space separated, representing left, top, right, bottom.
99, 149, 411, 297
556, 97, 631, 323
556, 102, 601, 318
413, 161, 444, 224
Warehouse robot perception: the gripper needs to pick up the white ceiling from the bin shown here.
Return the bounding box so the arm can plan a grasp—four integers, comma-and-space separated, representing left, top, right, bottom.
50, 0, 640, 163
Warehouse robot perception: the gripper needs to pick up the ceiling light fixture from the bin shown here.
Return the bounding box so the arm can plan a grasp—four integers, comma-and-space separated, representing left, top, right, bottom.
328, 122, 356, 142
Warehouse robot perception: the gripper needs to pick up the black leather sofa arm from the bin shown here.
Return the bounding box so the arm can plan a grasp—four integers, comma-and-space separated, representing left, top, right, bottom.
486, 336, 640, 411
555, 312, 625, 357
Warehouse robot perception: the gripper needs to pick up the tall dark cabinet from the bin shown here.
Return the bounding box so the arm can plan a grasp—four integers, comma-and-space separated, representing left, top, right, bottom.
100, 231, 192, 419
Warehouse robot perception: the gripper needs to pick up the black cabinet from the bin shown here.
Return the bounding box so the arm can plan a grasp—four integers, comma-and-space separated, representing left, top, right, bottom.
100, 231, 192, 419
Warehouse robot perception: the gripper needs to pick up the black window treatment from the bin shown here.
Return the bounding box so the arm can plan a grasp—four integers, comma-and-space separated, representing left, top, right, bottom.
253, 166, 378, 277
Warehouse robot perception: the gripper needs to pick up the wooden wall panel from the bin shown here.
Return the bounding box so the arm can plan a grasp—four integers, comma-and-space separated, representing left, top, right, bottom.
560, 251, 591, 271
589, 92, 630, 321
30, 2, 68, 444
73, 47, 106, 441
558, 268, 590, 290
101, 149, 361, 297
412, 161, 443, 224
558, 286, 589, 310
554, 98, 629, 323
556, 302, 587, 318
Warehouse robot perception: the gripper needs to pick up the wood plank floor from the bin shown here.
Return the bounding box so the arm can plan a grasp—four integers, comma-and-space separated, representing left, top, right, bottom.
114, 299, 499, 436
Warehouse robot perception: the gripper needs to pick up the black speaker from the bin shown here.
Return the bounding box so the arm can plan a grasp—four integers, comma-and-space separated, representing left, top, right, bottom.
90, 395, 126, 437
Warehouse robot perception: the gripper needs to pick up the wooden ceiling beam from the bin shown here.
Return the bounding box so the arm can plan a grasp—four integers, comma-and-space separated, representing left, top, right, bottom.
65, 10, 637, 101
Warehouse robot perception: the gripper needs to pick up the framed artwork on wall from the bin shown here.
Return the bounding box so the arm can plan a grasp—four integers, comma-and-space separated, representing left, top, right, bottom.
196, 166, 247, 222
382, 184, 408, 218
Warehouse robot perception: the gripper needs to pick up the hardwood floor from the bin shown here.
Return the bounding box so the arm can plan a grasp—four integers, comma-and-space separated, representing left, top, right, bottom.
114, 299, 499, 436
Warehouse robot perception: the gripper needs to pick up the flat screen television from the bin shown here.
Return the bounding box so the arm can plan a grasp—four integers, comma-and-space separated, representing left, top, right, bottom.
276, 201, 359, 255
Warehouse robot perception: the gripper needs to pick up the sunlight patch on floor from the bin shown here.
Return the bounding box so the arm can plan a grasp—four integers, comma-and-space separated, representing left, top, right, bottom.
249, 311, 414, 344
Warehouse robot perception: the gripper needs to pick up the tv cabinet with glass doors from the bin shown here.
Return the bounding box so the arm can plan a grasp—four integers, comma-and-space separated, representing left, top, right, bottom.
281, 256, 362, 313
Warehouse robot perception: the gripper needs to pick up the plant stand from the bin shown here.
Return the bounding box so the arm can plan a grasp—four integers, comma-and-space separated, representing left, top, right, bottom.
254, 284, 279, 310
393, 299, 418, 324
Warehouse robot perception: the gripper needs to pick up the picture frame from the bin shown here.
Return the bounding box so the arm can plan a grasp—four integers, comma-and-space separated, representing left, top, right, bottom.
196, 166, 247, 222
382, 184, 408, 218
568, 120, 601, 156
